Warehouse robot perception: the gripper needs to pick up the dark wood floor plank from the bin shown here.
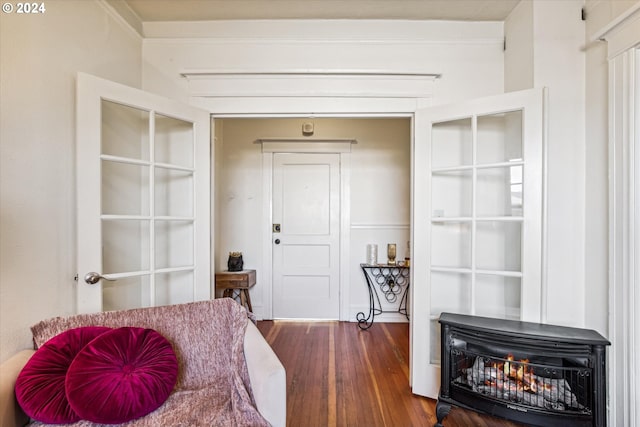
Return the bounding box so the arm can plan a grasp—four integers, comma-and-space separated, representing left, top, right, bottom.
257, 320, 525, 427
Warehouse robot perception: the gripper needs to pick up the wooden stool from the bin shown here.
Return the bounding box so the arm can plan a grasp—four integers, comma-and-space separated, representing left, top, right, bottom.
215, 270, 256, 313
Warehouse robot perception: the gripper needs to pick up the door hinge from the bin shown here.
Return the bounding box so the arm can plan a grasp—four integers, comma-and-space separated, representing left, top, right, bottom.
503, 37, 506, 52
74, 274, 78, 281
581, 7, 586, 21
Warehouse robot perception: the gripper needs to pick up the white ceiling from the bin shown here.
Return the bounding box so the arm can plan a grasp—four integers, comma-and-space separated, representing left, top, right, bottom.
123, 0, 521, 22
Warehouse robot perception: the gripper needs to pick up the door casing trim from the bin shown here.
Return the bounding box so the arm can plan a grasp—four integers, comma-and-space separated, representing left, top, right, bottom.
260, 141, 353, 320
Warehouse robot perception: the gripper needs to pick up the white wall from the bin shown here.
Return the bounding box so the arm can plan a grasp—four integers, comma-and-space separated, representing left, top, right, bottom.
215, 118, 410, 320
505, 0, 588, 328
504, 0, 534, 92
583, 0, 622, 337
0, 0, 142, 362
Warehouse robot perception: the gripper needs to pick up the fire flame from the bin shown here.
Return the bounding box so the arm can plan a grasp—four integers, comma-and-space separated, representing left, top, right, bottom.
487, 354, 551, 394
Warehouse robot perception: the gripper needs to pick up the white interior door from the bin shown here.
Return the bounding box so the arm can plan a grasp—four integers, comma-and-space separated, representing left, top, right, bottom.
411, 88, 544, 398
76, 73, 211, 314
272, 153, 340, 319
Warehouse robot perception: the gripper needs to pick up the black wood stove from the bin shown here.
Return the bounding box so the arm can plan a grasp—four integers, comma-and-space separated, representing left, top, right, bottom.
436, 313, 610, 427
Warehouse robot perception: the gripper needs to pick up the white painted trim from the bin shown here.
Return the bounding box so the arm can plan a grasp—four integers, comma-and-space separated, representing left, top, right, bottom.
97, 0, 143, 40
633, 49, 640, 427
257, 138, 357, 143
181, 69, 442, 78
351, 223, 410, 230
607, 55, 618, 427
412, 104, 433, 397
608, 48, 639, 427
541, 87, 549, 323
183, 73, 437, 99
191, 96, 425, 115
210, 118, 217, 302
145, 37, 503, 46
591, 2, 640, 59
635, 48, 640, 426
591, 2, 640, 41
258, 139, 357, 153
142, 19, 504, 42
213, 112, 414, 119
340, 152, 352, 321
260, 142, 354, 153
261, 153, 274, 319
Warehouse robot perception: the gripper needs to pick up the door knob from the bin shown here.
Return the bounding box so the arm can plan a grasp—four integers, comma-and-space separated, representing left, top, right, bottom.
274, 239, 281, 245
84, 272, 116, 285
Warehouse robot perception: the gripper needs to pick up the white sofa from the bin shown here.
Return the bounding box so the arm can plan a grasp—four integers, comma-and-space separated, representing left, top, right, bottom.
0, 300, 286, 427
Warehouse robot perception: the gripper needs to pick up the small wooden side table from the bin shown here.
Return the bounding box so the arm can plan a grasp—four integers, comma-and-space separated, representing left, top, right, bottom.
215, 270, 256, 313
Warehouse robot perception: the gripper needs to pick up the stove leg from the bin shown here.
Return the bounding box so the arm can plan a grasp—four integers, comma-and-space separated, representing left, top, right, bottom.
434, 399, 451, 427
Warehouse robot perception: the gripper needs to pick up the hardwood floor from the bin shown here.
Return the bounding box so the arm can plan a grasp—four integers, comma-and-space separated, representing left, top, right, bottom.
256, 320, 525, 427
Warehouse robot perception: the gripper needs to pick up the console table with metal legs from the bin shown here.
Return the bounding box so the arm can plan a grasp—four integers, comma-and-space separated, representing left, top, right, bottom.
357, 263, 410, 330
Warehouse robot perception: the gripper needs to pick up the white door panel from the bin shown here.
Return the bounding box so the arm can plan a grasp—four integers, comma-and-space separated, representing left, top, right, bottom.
282, 163, 331, 234
283, 275, 331, 298
283, 244, 331, 269
76, 73, 211, 314
273, 153, 340, 319
411, 88, 544, 398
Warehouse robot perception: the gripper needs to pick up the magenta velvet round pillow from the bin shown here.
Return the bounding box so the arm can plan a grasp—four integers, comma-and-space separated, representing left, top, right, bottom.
15, 326, 112, 424
65, 327, 178, 424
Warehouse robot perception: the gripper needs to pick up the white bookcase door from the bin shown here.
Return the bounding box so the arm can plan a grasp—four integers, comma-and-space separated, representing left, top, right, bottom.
411, 88, 544, 398
76, 73, 211, 314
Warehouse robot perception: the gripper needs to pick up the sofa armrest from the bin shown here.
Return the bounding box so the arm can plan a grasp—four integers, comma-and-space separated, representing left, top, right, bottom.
243, 322, 286, 427
0, 350, 34, 427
